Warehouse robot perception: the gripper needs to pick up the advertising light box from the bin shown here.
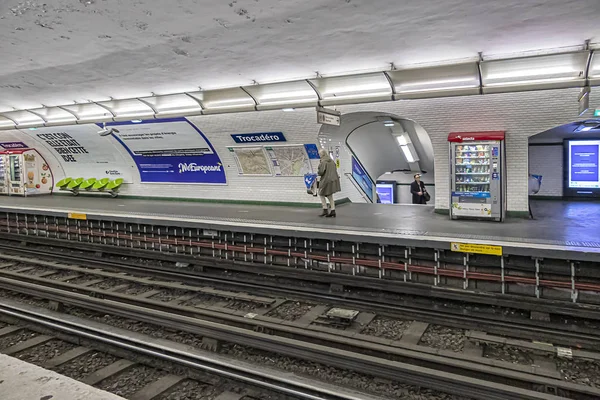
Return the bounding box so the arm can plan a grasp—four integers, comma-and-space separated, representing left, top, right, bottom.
376, 182, 395, 204
567, 140, 600, 189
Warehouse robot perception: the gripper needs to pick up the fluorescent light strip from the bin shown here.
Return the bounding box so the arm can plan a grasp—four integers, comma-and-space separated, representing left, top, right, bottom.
400, 77, 477, 87
321, 82, 391, 96
485, 76, 581, 87
401, 145, 415, 162
259, 90, 316, 100
399, 85, 478, 93
486, 66, 577, 80
321, 91, 391, 100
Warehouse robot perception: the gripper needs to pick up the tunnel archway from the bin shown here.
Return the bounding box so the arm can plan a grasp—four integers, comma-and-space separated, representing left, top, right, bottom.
527, 120, 600, 230
318, 111, 435, 204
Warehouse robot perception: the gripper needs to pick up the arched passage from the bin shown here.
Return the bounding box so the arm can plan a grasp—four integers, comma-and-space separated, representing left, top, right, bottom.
318, 111, 435, 205
528, 120, 600, 226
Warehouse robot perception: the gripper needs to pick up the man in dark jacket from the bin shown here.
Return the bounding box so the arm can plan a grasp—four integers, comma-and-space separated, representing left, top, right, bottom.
410, 173, 427, 204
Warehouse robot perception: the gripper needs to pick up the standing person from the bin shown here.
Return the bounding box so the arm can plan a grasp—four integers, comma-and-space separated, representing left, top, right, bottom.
317, 149, 341, 217
410, 173, 428, 204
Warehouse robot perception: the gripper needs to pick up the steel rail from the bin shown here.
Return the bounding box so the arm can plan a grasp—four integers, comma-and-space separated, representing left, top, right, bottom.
0, 234, 598, 323
0, 276, 597, 400
0, 301, 362, 400
1, 246, 599, 350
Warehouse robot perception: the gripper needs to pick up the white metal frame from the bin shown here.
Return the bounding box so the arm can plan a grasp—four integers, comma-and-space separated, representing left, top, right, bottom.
0, 47, 597, 129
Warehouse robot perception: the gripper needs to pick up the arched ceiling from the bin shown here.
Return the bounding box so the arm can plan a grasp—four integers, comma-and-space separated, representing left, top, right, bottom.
1, 0, 599, 110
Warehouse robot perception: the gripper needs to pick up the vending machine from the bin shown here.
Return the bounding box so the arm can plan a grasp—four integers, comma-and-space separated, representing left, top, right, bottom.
0, 148, 54, 196
448, 131, 506, 221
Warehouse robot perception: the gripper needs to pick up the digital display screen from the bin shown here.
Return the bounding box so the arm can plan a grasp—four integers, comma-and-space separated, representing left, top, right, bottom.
568, 140, 600, 189
376, 183, 394, 204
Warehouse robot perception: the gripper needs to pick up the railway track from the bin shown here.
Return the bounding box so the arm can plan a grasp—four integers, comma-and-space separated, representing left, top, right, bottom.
0, 299, 380, 400
0, 239, 599, 351
0, 252, 599, 398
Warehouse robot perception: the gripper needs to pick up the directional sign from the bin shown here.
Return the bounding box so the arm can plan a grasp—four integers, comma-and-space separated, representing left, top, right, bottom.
317, 107, 341, 126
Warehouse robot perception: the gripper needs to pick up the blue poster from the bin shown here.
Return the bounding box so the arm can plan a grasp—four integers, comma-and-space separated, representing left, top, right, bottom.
569, 142, 599, 188
376, 183, 394, 204
304, 144, 320, 159
351, 156, 373, 201
106, 118, 226, 184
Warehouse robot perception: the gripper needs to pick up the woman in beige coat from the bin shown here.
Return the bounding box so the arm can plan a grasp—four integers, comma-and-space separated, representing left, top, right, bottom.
317, 149, 341, 217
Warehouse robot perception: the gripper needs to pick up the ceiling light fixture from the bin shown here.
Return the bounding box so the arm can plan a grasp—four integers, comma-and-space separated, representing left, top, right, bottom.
486, 66, 576, 80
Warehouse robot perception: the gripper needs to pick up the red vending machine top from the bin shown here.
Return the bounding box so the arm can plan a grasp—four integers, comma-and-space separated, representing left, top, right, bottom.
447, 131, 506, 143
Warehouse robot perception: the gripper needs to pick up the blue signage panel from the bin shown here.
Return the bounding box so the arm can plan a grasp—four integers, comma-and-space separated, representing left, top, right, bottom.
231, 132, 286, 143
351, 157, 374, 201
304, 173, 317, 189
452, 192, 491, 198
107, 117, 226, 184
569, 141, 599, 188
0, 142, 28, 149
376, 183, 395, 204
304, 144, 320, 159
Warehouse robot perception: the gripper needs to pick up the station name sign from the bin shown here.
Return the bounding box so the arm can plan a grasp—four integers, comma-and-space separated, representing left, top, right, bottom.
317, 107, 341, 126
231, 132, 286, 143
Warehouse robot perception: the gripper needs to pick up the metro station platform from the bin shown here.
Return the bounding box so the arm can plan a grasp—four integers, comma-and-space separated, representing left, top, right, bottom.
0, 195, 598, 258
0, 353, 125, 400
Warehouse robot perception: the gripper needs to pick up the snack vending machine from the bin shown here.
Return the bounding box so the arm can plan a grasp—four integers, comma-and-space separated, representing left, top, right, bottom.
448, 131, 506, 221
0, 148, 54, 196
0, 155, 6, 195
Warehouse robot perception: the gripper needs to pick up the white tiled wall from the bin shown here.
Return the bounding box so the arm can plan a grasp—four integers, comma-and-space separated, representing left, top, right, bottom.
334, 87, 591, 212
0, 87, 595, 211
528, 145, 563, 197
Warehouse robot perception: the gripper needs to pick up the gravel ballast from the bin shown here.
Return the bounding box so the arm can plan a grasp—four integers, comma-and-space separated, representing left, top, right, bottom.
419, 325, 465, 352
0, 331, 38, 350
361, 316, 412, 340
483, 343, 534, 365
558, 358, 600, 388
97, 365, 168, 398
54, 351, 119, 380
14, 339, 77, 365
266, 301, 315, 321
157, 380, 219, 400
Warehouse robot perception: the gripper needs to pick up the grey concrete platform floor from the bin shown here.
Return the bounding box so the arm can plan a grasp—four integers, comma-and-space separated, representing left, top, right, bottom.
0, 195, 598, 249
0, 353, 125, 400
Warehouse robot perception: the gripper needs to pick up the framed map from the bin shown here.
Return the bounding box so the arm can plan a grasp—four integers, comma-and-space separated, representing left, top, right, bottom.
265, 145, 313, 176
229, 147, 272, 176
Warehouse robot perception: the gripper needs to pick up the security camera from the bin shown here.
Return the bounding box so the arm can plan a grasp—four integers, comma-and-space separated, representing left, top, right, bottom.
97, 123, 119, 136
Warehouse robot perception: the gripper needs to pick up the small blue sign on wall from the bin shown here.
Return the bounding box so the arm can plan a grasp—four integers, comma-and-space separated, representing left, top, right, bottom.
304, 144, 320, 159
231, 132, 286, 143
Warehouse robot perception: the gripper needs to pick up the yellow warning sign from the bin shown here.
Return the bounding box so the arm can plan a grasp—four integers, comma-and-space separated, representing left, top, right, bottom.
451, 242, 502, 256
335, 159, 340, 168
67, 212, 87, 220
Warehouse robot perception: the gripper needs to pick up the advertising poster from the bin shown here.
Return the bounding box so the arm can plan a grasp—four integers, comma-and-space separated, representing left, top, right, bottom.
351, 157, 373, 201
376, 182, 395, 204
452, 201, 492, 217
107, 118, 226, 184
568, 141, 600, 188
20, 125, 133, 182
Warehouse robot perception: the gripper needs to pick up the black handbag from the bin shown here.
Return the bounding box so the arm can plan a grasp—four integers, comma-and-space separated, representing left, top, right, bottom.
423, 188, 431, 202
